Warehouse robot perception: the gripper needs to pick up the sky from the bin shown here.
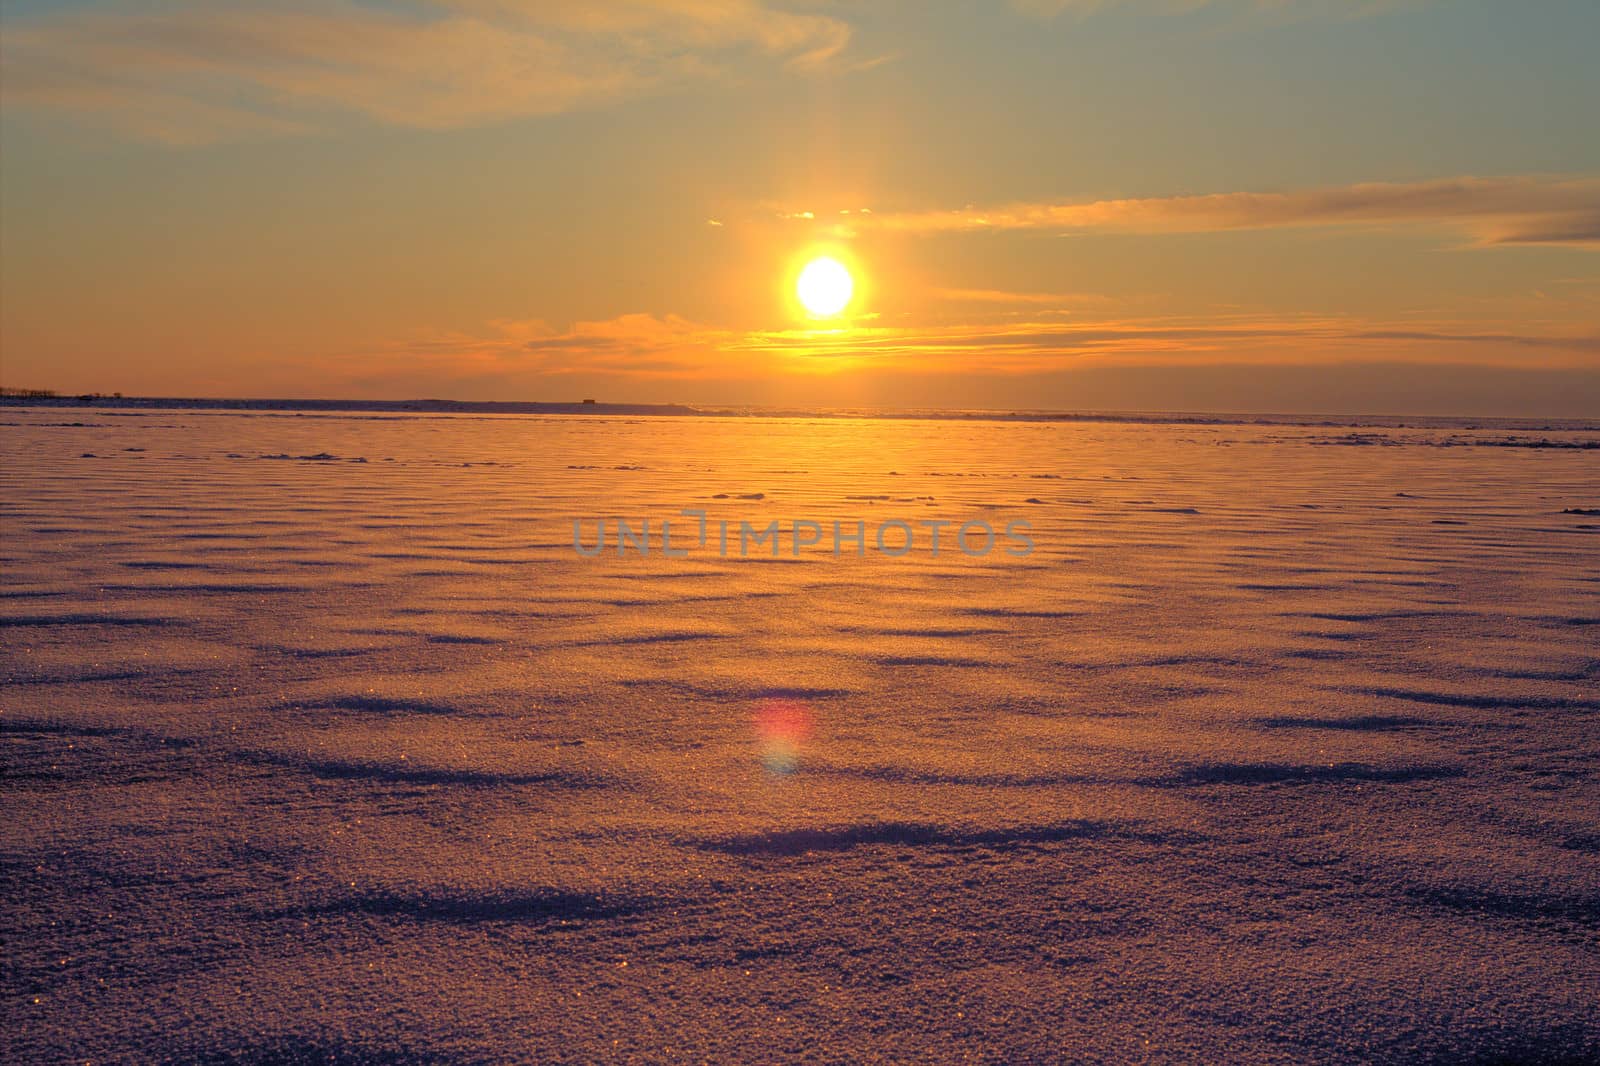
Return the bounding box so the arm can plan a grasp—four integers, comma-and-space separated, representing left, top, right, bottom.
2, 0, 1598, 416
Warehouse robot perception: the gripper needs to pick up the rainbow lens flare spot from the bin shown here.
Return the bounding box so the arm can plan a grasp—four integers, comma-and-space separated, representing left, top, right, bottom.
755, 698, 814, 774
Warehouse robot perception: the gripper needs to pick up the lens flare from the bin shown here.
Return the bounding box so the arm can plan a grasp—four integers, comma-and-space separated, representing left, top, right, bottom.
754, 698, 814, 774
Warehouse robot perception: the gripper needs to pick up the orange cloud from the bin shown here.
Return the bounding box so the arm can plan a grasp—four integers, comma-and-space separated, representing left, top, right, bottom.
933, 289, 1115, 307
856, 177, 1600, 248
449, 1, 853, 69
0, 1, 852, 142
733, 317, 1600, 374
322, 311, 1599, 396
341, 314, 746, 386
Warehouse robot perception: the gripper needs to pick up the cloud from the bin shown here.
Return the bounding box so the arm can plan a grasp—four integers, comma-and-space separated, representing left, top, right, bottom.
1010, 0, 1427, 19
447, 1, 852, 68
367, 314, 748, 382
730, 317, 1600, 372
332, 310, 1599, 396
0, 1, 852, 142
933, 288, 1114, 307
522, 312, 739, 374
855, 176, 1600, 248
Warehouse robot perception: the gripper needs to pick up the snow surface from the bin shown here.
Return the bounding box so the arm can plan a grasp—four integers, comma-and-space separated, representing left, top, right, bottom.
3, 409, 1598, 1063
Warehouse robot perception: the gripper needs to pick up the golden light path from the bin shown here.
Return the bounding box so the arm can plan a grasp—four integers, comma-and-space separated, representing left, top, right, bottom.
795, 256, 854, 318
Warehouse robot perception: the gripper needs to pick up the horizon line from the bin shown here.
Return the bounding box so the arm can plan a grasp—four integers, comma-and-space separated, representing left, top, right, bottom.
3, 392, 1598, 430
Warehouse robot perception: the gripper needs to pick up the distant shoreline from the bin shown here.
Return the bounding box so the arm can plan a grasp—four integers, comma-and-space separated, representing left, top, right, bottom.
3, 394, 1596, 432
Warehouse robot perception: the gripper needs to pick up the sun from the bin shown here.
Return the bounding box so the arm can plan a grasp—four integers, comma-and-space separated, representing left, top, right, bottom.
795, 256, 854, 318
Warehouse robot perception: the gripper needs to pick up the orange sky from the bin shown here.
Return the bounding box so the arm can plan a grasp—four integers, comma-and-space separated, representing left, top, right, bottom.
2, 1, 1597, 415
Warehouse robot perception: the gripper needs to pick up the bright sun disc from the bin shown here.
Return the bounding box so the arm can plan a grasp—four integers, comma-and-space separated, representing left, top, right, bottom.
796, 256, 853, 317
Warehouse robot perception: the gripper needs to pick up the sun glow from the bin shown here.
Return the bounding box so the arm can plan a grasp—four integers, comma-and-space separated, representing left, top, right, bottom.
795, 256, 854, 318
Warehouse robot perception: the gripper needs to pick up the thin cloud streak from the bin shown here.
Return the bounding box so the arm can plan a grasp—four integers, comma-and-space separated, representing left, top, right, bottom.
933, 289, 1114, 306
856, 177, 1600, 248
334, 311, 1600, 392
1012, 0, 1431, 19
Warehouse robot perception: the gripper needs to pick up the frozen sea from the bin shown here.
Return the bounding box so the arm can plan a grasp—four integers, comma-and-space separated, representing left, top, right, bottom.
3, 406, 1598, 1063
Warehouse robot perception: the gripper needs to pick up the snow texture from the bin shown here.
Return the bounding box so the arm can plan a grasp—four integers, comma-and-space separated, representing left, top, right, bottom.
3, 408, 1598, 1063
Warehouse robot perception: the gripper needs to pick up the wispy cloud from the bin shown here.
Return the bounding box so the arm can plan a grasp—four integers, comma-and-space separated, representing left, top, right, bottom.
0, 1, 852, 142
1011, 0, 1428, 19
331, 310, 1599, 395
730, 317, 1600, 372
853, 177, 1600, 248
933, 288, 1114, 307
382, 314, 747, 380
